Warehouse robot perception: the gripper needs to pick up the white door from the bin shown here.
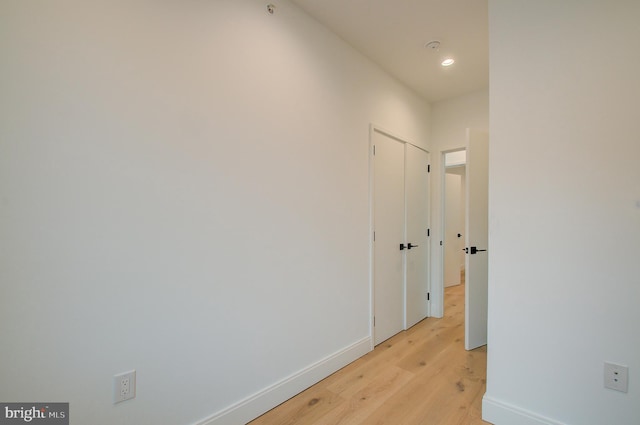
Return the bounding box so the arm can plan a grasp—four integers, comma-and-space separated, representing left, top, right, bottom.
373, 130, 405, 345
464, 129, 489, 350
405, 144, 430, 328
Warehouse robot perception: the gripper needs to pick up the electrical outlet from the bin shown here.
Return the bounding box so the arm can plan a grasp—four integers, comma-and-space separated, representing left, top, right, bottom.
114, 370, 136, 403
604, 362, 628, 393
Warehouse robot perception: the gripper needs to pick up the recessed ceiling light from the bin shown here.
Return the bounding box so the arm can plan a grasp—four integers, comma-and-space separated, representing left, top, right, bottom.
441, 58, 455, 67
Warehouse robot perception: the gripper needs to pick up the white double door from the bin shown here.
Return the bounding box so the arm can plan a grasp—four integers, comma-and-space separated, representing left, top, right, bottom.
373, 129, 430, 346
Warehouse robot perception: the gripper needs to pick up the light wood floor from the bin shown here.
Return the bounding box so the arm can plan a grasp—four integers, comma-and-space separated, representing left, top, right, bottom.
249, 284, 491, 425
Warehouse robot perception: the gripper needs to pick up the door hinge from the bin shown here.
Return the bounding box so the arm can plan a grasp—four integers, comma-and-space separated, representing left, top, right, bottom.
373, 231, 376, 242
427, 292, 430, 301
373, 145, 376, 155
427, 164, 431, 173
440, 240, 443, 246
427, 228, 430, 237
373, 316, 376, 326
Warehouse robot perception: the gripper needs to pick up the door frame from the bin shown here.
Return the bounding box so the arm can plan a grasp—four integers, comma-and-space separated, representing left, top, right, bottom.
369, 124, 431, 349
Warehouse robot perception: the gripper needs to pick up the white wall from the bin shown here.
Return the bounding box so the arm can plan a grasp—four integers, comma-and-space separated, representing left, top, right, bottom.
429, 89, 488, 316
0, 1, 430, 424
484, 1, 640, 424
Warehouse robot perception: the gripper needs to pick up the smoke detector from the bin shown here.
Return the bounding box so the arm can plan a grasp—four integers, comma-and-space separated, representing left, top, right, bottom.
424, 40, 441, 50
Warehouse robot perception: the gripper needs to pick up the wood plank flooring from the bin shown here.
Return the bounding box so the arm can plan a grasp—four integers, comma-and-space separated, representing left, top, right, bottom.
249, 284, 491, 425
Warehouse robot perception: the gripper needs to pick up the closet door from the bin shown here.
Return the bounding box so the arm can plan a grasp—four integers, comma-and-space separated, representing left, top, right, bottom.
405, 144, 430, 328
372, 129, 430, 345
372, 130, 405, 345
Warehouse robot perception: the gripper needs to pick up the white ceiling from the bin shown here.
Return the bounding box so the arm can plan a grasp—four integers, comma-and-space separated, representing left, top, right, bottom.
289, 0, 488, 103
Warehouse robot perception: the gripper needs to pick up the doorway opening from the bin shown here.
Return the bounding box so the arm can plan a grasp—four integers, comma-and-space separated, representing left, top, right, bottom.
440, 130, 489, 351
443, 149, 466, 291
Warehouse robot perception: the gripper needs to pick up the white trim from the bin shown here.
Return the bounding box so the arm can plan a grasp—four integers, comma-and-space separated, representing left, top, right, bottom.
482, 395, 568, 425
194, 337, 372, 425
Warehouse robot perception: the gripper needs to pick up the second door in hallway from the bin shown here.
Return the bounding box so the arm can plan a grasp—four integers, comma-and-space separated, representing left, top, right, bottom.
373, 129, 430, 345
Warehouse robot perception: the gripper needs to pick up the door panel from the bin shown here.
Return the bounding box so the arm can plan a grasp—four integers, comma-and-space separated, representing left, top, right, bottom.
373, 131, 405, 345
465, 129, 489, 350
405, 144, 430, 327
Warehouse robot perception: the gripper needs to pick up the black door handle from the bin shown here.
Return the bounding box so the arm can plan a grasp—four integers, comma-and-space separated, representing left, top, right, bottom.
407, 243, 419, 249
465, 246, 487, 254
400, 243, 407, 250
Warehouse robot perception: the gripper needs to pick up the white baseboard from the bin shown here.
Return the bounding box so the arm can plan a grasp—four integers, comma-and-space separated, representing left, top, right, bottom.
194, 336, 372, 425
482, 395, 567, 425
